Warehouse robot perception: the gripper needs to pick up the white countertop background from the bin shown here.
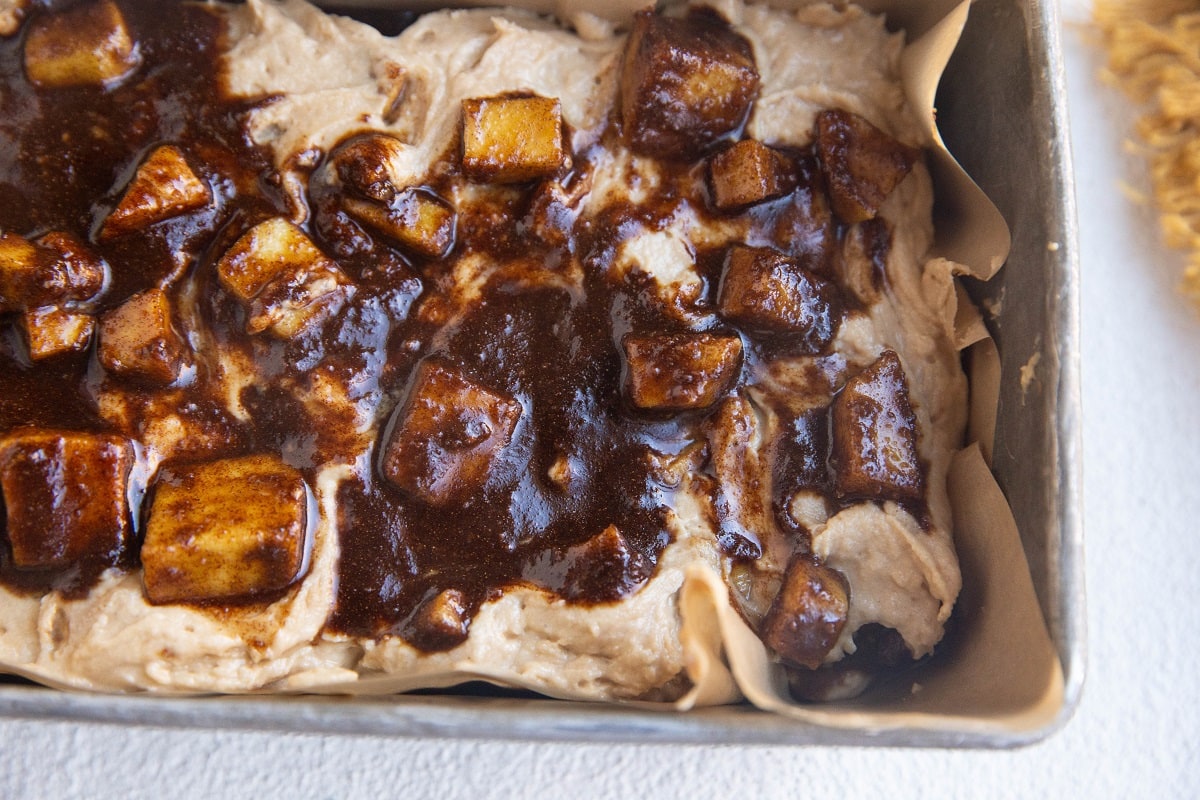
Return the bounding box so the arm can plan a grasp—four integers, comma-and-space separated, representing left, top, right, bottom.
3, 1, 1198, 796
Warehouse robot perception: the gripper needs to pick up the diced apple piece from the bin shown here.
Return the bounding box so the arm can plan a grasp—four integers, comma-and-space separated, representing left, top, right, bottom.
251, 261, 355, 339
815, 109, 920, 224
561, 524, 651, 601
22, 306, 95, 360
708, 139, 791, 211
23, 0, 140, 89
620, 11, 759, 160
523, 173, 589, 249
141, 454, 310, 604
623, 331, 742, 411
771, 154, 837, 276
0, 231, 106, 312
215, 217, 301, 303
0, 232, 51, 312
460, 95, 567, 183
0, 1, 29, 38
0, 430, 131, 569
407, 588, 470, 650
831, 350, 924, 501
101, 145, 211, 238
215, 217, 355, 339
718, 244, 840, 351
343, 189, 455, 259
36, 231, 108, 302
704, 394, 766, 561
331, 132, 407, 202
323, 133, 432, 253
381, 360, 521, 506
774, 408, 831, 496
98, 288, 187, 385
759, 554, 849, 670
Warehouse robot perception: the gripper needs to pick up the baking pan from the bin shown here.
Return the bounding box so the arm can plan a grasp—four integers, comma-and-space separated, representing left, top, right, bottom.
0, 0, 1084, 747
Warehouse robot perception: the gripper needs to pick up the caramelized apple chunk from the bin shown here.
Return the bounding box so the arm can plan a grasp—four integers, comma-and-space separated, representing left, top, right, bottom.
460, 95, 567, 183
215, 217, 301, 303
23, 0, 140, 88
708, 139, 792, 211
326, 134, 455, 257
0, 233, 52, 313
760, 554, 849, 670
22, 306, 95, 360
101, 145, 211, 238
407, 589, 471, 650
704, 394, 767, 561
0, 430, 131, 569
717, 244, 840, 350
815, 109, 920, 224
0, 1, 28, 38
98, 287, 188, 385
331, 132, 407, 203
623, 332, 742, 411
36, 231, 108, 301
215, 217, 355, 338
561, 525, 651, 601
381, 360, 521, 506
771, 154, 837, 275
0, 231, 105, 312
343, 189, 455, 259
141, 455, 310, 604
831, 350, 923, 501
620, 11, 759, 160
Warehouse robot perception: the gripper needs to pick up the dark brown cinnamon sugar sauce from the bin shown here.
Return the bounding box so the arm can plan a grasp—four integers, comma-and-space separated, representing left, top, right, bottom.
0, 1, 921, 654
0, 1, 274, 596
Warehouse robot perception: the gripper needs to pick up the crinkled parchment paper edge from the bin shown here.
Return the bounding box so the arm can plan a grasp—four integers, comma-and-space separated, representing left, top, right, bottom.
685, 0, 1062, 733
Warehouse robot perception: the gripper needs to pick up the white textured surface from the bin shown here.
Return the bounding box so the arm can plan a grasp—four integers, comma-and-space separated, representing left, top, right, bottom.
3, 3, 1199, 796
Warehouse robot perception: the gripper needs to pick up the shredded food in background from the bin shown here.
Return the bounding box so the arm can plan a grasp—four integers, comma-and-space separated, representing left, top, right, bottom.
1095, 0, 1200, 309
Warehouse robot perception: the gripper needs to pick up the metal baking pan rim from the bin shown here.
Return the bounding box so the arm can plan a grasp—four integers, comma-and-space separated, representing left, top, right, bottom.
0, 0, 1085, 748
0, 683, 1063, 748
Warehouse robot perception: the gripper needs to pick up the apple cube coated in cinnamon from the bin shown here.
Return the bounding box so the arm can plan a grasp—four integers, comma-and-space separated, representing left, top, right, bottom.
407, 588, 471, 650
460, 95, 567, 183
343, 189, 455, 259
620, 11, 759, 160
560, 524, 651, 602
381, 361, 521, 506
815, 109, 920, 224
831, 350, 923, 501
0, 1, 28, 38
140, 454, 310, 604
708, 139, 791, 211
759, 554, 849, 670
332, 132, 408, 203
0, 430, 132, 569
718, 244, 840, 350
101, 145, 211, 238
0, 233, 55, 313
215, 217, 355, 338
623, 332, 743, 410
23, 0, 140, 88
36, 231, 108, 302
0, 231, 105, 312
98, 287, 187, 385
22, 306, 95, 360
